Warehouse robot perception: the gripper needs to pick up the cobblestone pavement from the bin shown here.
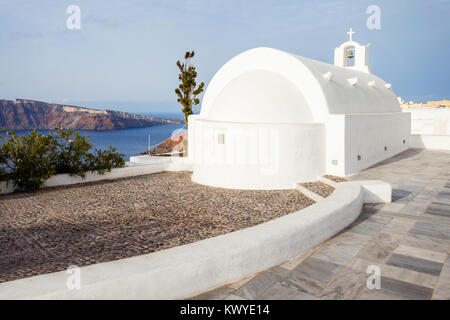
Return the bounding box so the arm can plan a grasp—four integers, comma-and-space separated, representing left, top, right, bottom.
0, 172, 313, 283
192, 149, 450, 300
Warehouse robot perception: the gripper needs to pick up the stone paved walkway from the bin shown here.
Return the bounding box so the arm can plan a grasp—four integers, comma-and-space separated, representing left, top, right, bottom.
192, 149, 450, 300
0, 172, 313, 283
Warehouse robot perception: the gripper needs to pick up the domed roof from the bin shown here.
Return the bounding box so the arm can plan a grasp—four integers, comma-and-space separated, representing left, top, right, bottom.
200, 47, 400, 123
207, 70, 313, 123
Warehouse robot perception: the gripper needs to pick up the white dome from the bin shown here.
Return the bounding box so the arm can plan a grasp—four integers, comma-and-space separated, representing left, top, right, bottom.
207, 70, 313, 123
200, 47, 401, 123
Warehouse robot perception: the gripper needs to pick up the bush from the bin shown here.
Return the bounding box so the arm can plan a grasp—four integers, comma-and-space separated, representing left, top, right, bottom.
0, 130, 55, 191
87, 146, 125, 175
0, 128, 125, 192
51, 129, 94, 178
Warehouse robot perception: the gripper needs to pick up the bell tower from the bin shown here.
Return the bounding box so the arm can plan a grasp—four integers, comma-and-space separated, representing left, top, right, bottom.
334, 28, 371, 73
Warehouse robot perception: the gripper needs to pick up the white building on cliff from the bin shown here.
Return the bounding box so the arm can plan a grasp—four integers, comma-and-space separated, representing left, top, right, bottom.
188, 29, 411, 189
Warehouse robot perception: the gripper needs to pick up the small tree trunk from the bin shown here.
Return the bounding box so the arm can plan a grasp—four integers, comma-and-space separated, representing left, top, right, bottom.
184, 112, 189, 128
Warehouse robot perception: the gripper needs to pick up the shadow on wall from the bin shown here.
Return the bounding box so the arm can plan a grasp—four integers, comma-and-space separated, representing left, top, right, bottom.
368, 148, 423, 168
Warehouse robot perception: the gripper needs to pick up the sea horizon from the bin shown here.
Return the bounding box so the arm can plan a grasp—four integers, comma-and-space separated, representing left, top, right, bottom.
0, 123, 186, 161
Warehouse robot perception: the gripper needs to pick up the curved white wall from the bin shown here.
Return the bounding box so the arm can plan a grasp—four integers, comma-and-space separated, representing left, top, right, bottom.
190, 119, 325, 189
200, 47, 401, 123
200, 47, 329, 122
207, 70, 314, 123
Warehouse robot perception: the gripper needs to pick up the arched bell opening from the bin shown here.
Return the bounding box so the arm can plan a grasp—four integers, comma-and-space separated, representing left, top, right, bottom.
344, 46, 356, 67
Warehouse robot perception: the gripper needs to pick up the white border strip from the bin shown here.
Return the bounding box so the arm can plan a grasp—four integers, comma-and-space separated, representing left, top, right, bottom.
0, 158, 192, 194
0, 180, 390, 299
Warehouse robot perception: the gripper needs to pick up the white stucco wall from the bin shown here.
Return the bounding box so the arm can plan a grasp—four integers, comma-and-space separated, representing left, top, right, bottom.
401, 108, 450, 151
207, 70, 314, 123
190, 119, 325, 189
326, 112, 411, 176
410, 134, 450, 151
403, 108, 450, 135
343, 113, 410, 175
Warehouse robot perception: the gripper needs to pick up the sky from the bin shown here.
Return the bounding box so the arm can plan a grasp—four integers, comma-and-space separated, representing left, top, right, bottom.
0, 0, 449, 113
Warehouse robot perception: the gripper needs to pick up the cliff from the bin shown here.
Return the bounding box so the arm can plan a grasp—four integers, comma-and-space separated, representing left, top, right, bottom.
0, 99, 184, 130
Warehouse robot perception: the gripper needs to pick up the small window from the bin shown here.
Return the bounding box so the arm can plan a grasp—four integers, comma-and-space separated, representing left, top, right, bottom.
217, 133, 225, 145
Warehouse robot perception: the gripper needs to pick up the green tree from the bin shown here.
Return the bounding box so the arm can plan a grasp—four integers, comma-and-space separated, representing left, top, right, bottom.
175, 51, 205, 127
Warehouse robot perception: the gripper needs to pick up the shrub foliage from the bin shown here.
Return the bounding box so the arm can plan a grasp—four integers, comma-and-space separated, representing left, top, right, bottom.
0, 128, 125, 192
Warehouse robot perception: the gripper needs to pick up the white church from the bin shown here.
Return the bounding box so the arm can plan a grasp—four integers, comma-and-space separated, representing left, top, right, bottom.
188, 29, 411, 190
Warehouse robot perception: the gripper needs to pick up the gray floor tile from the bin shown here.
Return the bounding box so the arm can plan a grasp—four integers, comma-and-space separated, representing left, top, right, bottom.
358, 288, 399, 300
386, 253, 443, 276
356, 232, 401, 263
258, 279, 318, 300
378, 276, 434, 300
320, 268, 366, 300
434, 262, 450, 299
310, 241, 363, 266
191, 286, 236, 300
233, 269, 284, 299
288, 257, 344, 295
409, 221, 450, 240
394, 244, 447, 263
346, 220, 386, 236
401, 233, 450, 253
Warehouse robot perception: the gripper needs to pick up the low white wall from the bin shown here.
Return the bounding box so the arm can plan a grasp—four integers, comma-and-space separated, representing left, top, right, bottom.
0, 159, 192, 194
403, 108, 450, 135
0, 180, 390, 299
326, 112, 411, 176
344, 112, 411, 175
410, 134, 450, 151
190, 119, 325, 189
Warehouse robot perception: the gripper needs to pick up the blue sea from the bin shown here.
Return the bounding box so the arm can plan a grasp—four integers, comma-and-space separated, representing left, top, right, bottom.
0, 112, 186, 161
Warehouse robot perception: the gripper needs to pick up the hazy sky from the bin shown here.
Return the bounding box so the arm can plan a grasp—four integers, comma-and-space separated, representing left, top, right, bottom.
0, 0, 448, 113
